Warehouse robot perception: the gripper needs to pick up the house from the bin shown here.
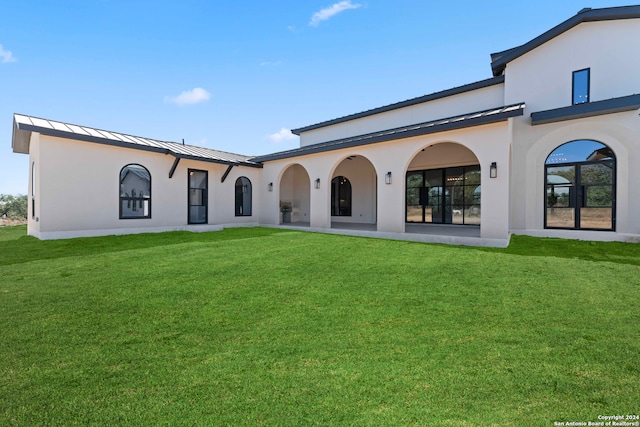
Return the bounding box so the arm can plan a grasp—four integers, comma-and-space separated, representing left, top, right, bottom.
11, 5, 640, 246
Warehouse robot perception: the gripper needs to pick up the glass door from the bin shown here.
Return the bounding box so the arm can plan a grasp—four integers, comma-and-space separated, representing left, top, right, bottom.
188, 169, 208, 224
545, 161, 614, 230
406, 166, 480, 225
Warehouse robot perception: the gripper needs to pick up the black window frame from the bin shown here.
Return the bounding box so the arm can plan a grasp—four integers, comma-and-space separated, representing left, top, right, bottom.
544, 140, 616, 231
188, 169, 208, 224
31, 161, 36, 219
235, 176, 252, 217
572, 68, 590, 105
119, 164, 152, 220
331, 176, 352, 216
405, 164, 481, 226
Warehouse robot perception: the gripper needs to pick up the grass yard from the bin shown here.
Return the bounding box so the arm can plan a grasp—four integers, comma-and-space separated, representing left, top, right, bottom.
1, 226, 639, 426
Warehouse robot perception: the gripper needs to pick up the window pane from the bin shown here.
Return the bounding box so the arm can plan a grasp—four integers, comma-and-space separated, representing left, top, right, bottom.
585, 186, 612, 207
406, 172, 423, 188
546, 140, 612, 164
547, 208, 575, 228
189, 206, 207, 224
573, 69, 589, 104
581, 163, 613, 185
120, 164, 151, 219
580, 208, 612, 229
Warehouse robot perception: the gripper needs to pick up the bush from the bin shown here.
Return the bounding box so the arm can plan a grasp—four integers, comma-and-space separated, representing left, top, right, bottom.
0, 194, 28, 220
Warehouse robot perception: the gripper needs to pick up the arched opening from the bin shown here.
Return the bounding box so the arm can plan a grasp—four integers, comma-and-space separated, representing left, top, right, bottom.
235, 177, 252, 216
405, 143, 480, 225
330, 155, 377, 227
279, 164, 311, 225
545, 140, 615, 230
120, 164, 151, 219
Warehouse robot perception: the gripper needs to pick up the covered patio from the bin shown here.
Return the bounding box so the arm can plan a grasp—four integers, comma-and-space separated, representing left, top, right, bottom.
266, 221, 505, 247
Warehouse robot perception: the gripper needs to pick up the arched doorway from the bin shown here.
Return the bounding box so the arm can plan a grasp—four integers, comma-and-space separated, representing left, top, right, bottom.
331, 155, 377, 226
545, 140, 615, 230
405, 143, 480, 225
279, 164, 311, 225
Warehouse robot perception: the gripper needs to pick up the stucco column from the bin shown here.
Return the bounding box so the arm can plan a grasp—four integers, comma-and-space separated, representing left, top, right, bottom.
376, 167, 404, 233
309, 170, 330, 229
478, 142, 511, 240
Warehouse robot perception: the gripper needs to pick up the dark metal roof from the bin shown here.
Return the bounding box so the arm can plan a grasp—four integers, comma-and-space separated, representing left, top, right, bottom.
491, 5, 640, 77
12, 114, 262, 168
291, 76, 505, 134
253, 103, 525, 163
530, 94, 640, 125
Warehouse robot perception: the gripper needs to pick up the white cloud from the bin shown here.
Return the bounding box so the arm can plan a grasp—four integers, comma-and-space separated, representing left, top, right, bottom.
0, 44, 17, 63
310, 1, 362, 26
166, 87, 210, 106
267, 128, 298, 143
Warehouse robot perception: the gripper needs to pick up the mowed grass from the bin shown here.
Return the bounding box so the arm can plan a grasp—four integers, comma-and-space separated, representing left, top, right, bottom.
1, 226, 638, 426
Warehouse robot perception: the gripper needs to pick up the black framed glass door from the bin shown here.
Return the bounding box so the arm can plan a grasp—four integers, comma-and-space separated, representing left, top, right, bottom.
545, 161, 614, 230
188, 169, 208, 224
406, 165, 480, 225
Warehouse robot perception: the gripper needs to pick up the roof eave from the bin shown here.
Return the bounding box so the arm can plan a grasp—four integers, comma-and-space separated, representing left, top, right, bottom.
12, 118, 31, 154
254, 103, 525, 163
530, 94, 640, 125
491, 5, 640, 76
13, 119, 262, 168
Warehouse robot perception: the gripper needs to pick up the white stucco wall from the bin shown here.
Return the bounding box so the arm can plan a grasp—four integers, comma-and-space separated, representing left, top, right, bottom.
504, 18, 640, 242
27, 132, 41, 237
509, 111, 640, 240
31, 134, 260, 239
300, 83, 505, 146
504, 20, 640, 111
261, 121, 512, 240
331, 156, 377, 224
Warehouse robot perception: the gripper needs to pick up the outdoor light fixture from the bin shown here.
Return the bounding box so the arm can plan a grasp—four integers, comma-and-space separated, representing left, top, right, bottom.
490, 162, 498, 179
268, 182, 273, 192
314, 178, 320, 189
385, 171, 392, 185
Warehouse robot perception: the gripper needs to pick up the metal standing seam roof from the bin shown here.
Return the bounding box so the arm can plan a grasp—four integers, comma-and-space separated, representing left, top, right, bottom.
490, 5, 640, 76
12, 114, 262, 168
291, 76, 505, 134
252, 103, 525, 163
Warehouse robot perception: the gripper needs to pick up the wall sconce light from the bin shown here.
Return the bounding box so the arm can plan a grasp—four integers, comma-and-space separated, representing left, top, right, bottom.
268, 182, 273, 192
314, 178, 320, 189
385, 171, 392, 185
490, 162, 498, 179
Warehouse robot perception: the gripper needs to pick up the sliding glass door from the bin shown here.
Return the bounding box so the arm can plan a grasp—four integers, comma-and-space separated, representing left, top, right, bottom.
406, 165, 480, 225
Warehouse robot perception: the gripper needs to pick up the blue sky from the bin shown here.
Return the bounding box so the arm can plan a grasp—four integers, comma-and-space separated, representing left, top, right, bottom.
0, 0, 628, 195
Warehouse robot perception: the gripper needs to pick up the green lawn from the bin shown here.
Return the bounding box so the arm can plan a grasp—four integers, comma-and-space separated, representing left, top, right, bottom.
1, 226, 638, 426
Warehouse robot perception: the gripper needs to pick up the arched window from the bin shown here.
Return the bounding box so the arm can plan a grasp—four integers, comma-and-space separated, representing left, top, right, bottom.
31, 161, 36, 219
331, 176, 351, 216
120, 164, 151, 219
545, 140, 615, 230
235, 177, 252, 216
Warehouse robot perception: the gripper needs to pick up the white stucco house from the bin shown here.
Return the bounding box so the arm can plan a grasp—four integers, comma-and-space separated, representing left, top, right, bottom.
11, 5, 640, 246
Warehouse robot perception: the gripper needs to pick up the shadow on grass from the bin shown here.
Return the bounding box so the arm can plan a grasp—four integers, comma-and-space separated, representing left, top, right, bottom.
0, 226, 296, 266
477, 234, 640, 267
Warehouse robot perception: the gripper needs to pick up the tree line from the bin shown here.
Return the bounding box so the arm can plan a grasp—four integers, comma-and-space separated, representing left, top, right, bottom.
0, 194, 27, 220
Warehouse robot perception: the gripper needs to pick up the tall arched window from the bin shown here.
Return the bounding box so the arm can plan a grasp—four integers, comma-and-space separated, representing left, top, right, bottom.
120, 164, 151, 219
235, 177, 252, 216
545, 140, 615, 230
331, 176, 352, 216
